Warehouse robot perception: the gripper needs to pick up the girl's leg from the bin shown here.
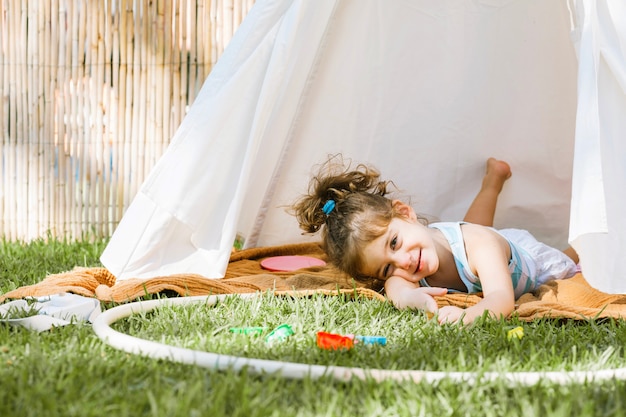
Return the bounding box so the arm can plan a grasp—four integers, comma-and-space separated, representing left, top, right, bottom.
464, 158, 580, 265
463, 158, 512, 227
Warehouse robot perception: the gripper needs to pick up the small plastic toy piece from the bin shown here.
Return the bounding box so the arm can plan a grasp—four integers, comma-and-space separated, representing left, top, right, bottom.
229, 327, 267, 335
355, 335, 387, 346
507, 326, 524, 341
265, 324, 295, 343
316, 331, 354, 350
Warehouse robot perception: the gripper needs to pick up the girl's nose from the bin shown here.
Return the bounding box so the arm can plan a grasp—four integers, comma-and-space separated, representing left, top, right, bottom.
393, 252, 413, 271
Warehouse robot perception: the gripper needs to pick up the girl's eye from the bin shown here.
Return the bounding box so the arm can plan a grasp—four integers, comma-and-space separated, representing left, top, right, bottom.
383, 264, 390, 278
390, 236, 397, 250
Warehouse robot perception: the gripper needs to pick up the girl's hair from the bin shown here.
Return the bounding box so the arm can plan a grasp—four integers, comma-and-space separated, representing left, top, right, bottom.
291, 156, 404, 282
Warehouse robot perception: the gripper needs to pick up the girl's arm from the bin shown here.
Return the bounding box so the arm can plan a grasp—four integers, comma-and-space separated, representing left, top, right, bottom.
385, 276, 448, 314
437, 224, 515, 324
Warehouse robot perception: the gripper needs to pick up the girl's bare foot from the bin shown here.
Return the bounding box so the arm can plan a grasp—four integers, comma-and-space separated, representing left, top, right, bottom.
463, 158, 511, 226
482, 157, 512, 193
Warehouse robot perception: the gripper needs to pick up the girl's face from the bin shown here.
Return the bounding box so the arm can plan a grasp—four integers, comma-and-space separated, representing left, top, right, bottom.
360, 206, 439, 283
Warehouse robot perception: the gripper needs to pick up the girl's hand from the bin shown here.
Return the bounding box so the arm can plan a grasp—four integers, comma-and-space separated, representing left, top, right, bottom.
437, 306, 468, 325
385, 276, 448, 314
409, 286, 448, 313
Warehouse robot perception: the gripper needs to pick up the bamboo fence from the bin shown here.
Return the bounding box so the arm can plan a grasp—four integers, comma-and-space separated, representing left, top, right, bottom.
0, 0, 254, 241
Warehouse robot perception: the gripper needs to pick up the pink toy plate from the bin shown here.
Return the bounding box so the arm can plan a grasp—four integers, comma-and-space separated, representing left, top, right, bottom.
260, 255, 326, 272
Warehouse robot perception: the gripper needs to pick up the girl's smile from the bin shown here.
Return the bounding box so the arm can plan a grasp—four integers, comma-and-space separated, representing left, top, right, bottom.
414, 249, 422, 273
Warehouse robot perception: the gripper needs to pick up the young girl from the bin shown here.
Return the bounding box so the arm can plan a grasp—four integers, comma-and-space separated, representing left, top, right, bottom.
291, 156, 579, 324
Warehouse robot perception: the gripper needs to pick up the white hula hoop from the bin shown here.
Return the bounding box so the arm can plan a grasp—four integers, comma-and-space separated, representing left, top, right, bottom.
92, 293, 626, 385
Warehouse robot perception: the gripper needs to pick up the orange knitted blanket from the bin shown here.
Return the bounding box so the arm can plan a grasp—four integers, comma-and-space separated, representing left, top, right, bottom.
1, 242, 624, 321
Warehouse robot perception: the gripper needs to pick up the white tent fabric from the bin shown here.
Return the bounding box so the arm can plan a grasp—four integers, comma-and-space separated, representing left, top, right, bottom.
569, 0, 626, 293
100, 0, 624, 293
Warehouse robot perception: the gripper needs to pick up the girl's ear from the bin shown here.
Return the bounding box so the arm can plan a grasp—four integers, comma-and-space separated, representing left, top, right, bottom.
391, 200, 417, 222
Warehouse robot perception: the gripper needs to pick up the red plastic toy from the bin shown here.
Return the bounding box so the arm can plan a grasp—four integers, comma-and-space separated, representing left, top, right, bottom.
316, 331, 354, 350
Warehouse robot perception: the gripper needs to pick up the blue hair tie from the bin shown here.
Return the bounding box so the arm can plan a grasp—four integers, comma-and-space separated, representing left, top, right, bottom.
322, 200, 336, 215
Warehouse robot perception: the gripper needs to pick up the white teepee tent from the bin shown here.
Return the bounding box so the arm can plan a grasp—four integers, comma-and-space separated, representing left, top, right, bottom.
100, 0, 626, 293
569, 0, 626, 293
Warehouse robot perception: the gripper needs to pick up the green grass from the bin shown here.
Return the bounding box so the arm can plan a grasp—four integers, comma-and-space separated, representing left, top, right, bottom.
119, 294, 626, 373
2, 238, 626, 417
